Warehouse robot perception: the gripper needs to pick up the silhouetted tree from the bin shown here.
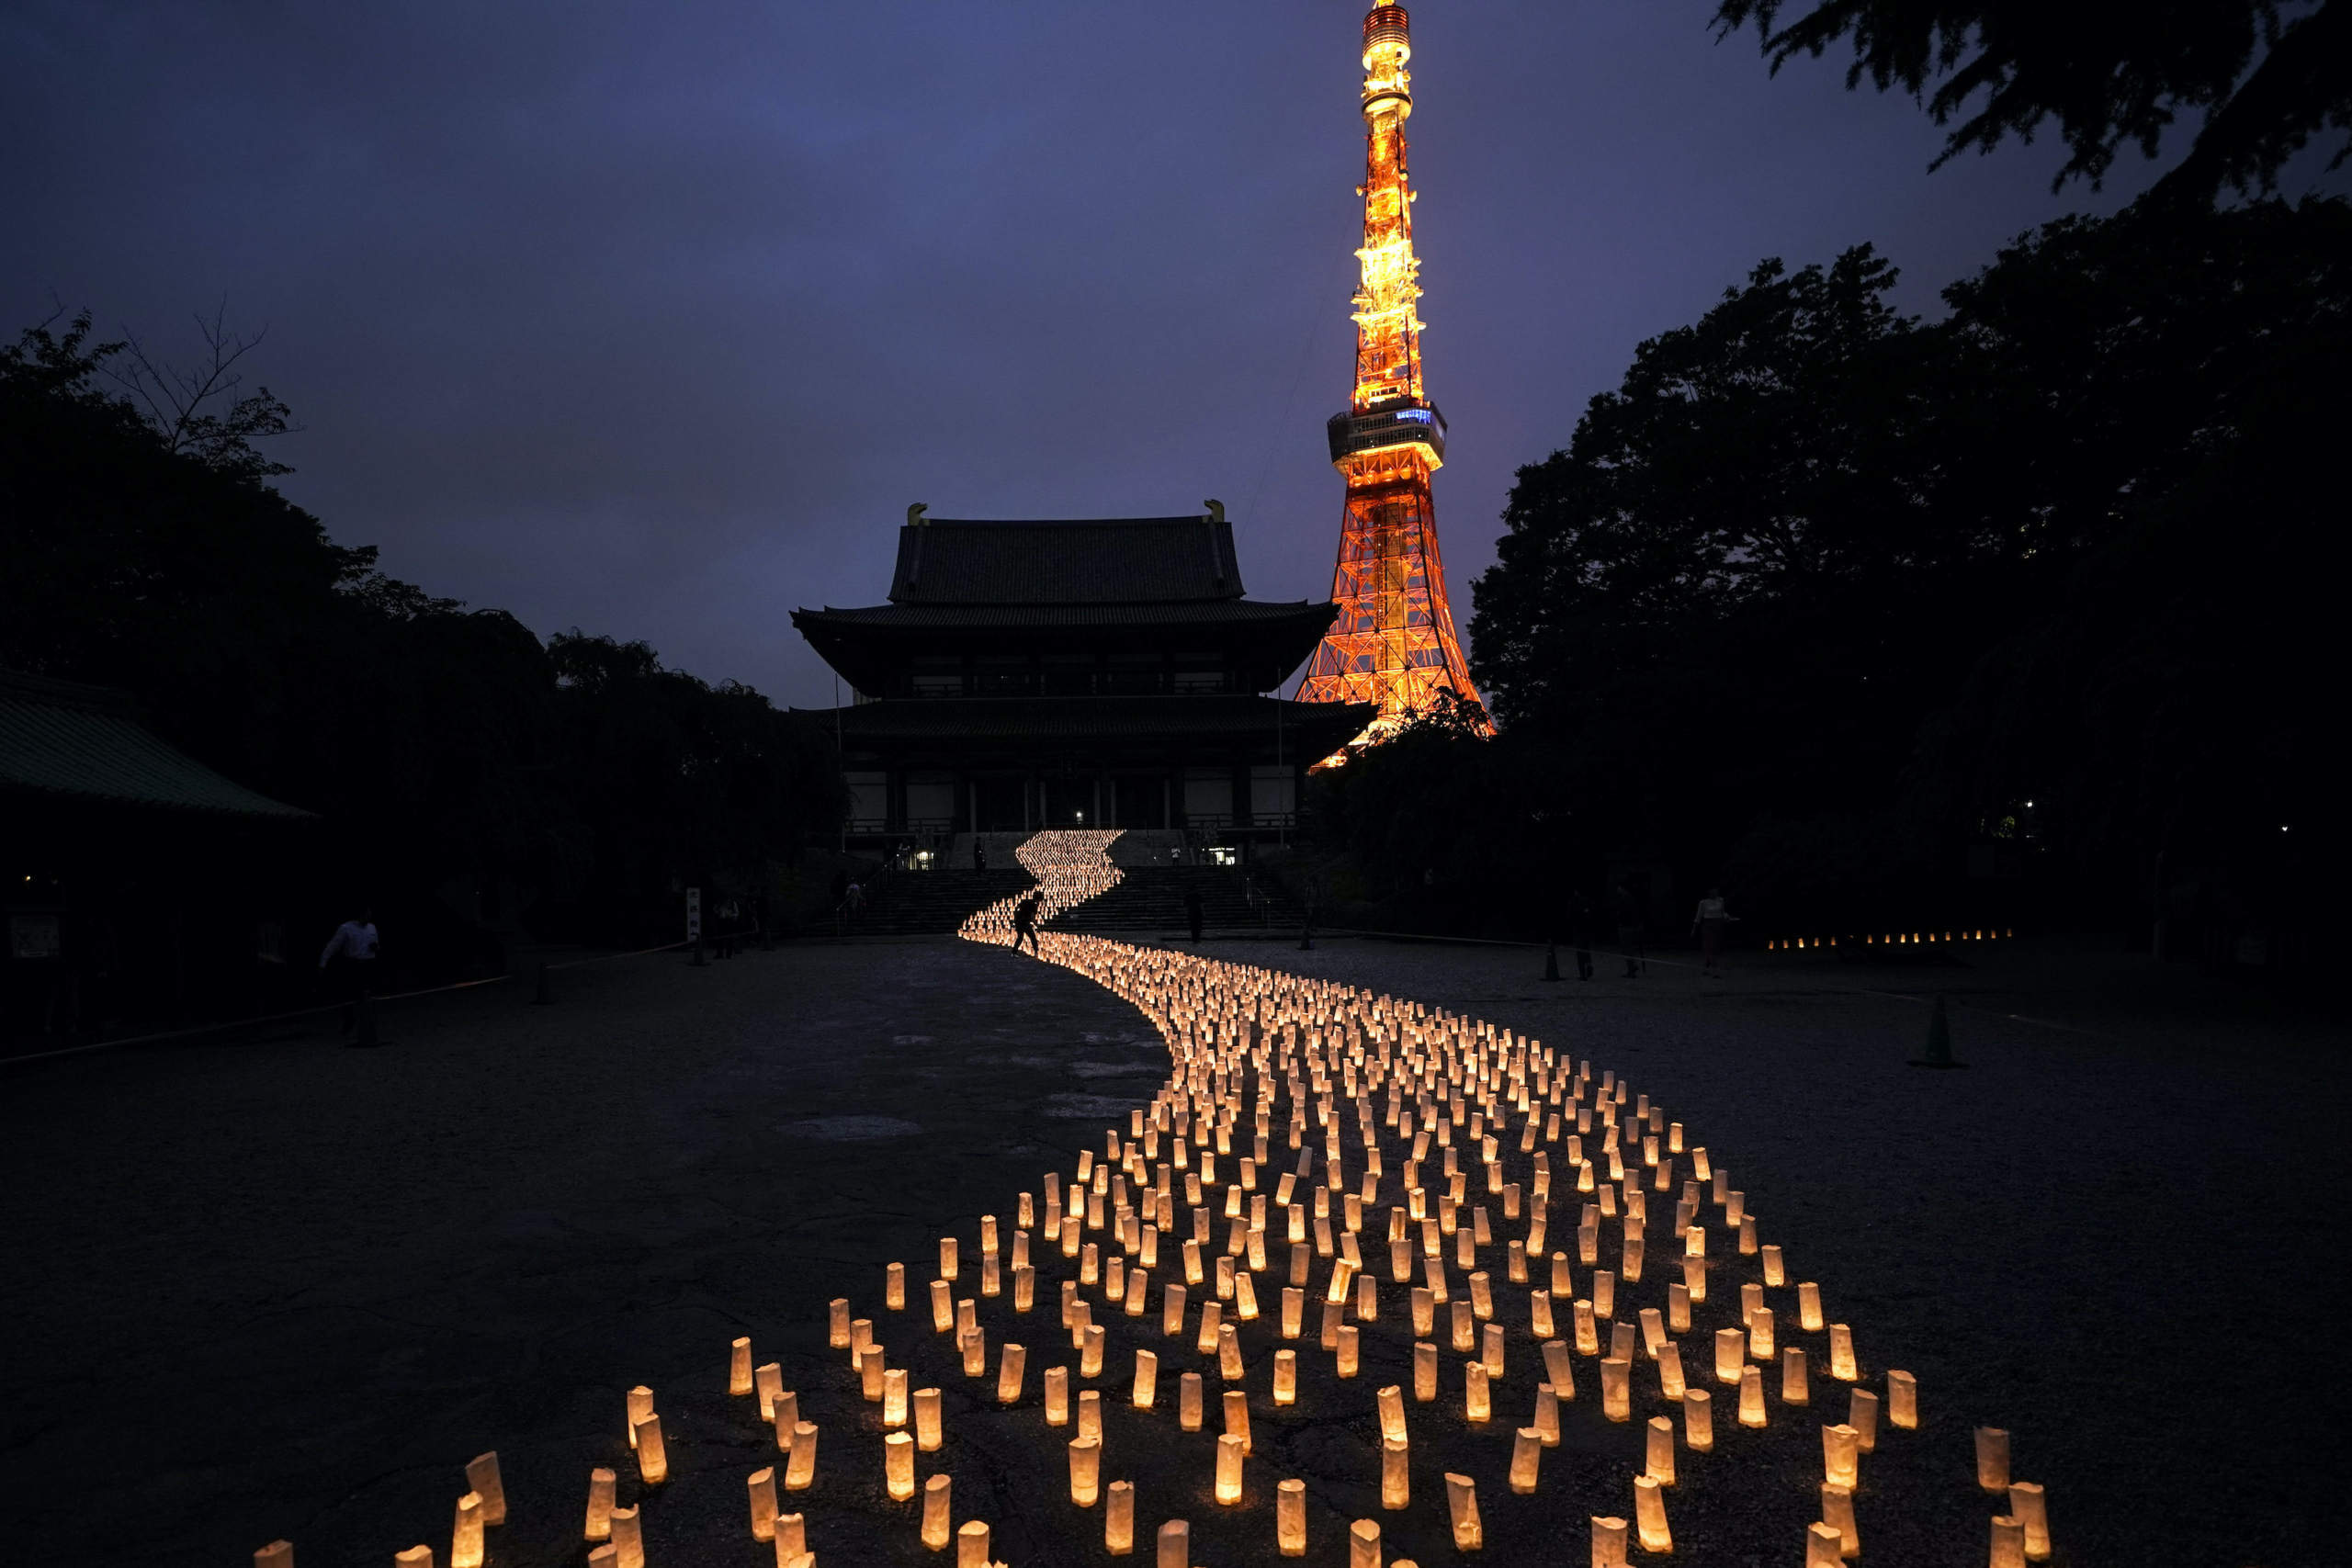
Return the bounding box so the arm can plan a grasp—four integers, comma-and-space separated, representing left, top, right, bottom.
1712, 0, 2352, 200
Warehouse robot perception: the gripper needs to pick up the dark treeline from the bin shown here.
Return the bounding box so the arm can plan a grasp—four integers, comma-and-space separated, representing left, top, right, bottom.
1315, 198, 2345, 964
2, 313, 843, 971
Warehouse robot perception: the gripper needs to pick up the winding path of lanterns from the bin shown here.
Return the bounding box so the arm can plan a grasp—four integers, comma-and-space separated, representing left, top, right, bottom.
315, 830, 2053, 1568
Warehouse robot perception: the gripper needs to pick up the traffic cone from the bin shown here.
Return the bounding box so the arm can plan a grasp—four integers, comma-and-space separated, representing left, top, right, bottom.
1909, 995, 1962, 1068
533, 962, 553, 1005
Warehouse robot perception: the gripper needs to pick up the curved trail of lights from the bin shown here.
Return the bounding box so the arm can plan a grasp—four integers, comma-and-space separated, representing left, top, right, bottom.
322, 829, 2040, 1567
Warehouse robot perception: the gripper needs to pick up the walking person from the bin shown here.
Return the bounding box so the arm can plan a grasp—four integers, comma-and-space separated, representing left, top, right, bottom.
1012, 890, 1043, 956
1185, 886, 1204, 943
318, 907, 380, 1037
1566, 888, 1596, 981
1692, 886, 1735, 977
1613, 881, 1646, 979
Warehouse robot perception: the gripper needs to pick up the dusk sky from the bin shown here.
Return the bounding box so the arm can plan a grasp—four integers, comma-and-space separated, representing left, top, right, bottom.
6, 1, 2308, 709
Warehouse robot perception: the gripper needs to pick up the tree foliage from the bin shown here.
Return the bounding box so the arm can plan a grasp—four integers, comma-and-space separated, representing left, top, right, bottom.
1438, 197, 2347, 938
1, 311, 842, 955
1712, 0, 2352, 200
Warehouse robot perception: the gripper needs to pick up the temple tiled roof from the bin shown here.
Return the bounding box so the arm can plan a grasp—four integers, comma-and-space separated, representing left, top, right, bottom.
795, 600, 1331, 631
0, 671, 312, 818
888, 516, 1247, 604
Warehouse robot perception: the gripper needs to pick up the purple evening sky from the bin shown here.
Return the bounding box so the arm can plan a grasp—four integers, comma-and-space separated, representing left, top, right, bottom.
6, 3, 2333, 707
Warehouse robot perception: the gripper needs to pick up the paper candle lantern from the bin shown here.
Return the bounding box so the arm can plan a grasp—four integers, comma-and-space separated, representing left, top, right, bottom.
254, 1543, 292, 1568
1798, 1282, 1823, 1332
883, 1431, 916, 1502
1681, 1255, 1707, 1303
584, 1468, 616, 1540
1106, 1480, 1136, 1555
1381, 1435, 1411, 1508
756, 1362, 785, 1422
1159, 1519, 1190, 1568
1575, 1300, 1600, 1356
932, 1281, 955, 1333
915, 1387, 943, 1450
389, 1546, 429, 1568
1989, 1517, 2026, 1568
1450, 1300, 1476, 1352
1734, 1366, 1764, 1427
923, 1475, 953, 1551
1594, 1269, 1616, 1319
2008, 1483, 2051, 1560
1069, 1436, 1102, 1506
830, 1299, 852, 1348
1277, 1478, 1308, 1556
729, 1337, 755, 1398
1888, 1370, 1918, 1429
1590, 1514, 1629, 1568
1644, 1415, 1677, 1484
778, 1420, 819, 1489
1782, 1347, 1809, 1404
1470, 1270, 1494, 1319
1683, 1389, 1714, 1451
1714, 1327, 1745, 1384
632, 1416, 668, 1484
1637, 1307, 1666, 1359
1196, 1302, 1223, 1356
1340, 1324, 1362, 1377
1530, 1289, 1555, 1338
1083, 1325, 1107, 1378
1634, 1475, 1671, 1553
989, 1342, 1022, 1404
958, 1520, 992, 1568
1828, 1325, 1857, 1381
1374, 1382, 1401, 1448
1509, 1427, 1542, 1494
1542, 1338, 1576, 1398
1272, 1348, 1298, 1404
1975, 1427, 2010, 1491
451, 1492, 484, 1568
1600, 1357, 1631, 1422
1181, 1371, 1204, 1430
1552, 1253, 1574, 1295
1216, 1433, 1246, 1504
1016, 1267, 1037, 1313
1445, 1473, 1484, 1550
748, 1468, 779, 1540
1224, 1388, 1252, 1452
1466, 1361, 1492, 1421
1216, 1324, 1242, 1380
1358, 1273, 1379, 1320
1820, 1483, 1859, 1560
610, 1507, 642, 1568
941, 1236, 958, 1280
1080, 1389, 1103, 1443
1349, 1518, 1381, 1568
626, 1386, 654, 1448
1533, 1381, 1562, 1447
1622, 1236, 1644, 1283
1849, 1388, 1879, 1451
1657, 1341, 1687, 1400
1761, 1244, 1785, 1287
1822, 1422, 1859, 1487
1804, 1520, 1843, 1568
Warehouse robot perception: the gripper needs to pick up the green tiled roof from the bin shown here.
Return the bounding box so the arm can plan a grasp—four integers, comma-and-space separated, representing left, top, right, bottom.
0, 671, 313, 818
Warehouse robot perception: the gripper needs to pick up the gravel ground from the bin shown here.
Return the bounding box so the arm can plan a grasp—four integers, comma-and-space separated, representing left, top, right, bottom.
4, 931, 2341, 1568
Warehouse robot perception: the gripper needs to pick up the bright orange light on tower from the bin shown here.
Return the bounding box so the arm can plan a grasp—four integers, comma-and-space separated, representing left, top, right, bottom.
1297, 4, 1488, 749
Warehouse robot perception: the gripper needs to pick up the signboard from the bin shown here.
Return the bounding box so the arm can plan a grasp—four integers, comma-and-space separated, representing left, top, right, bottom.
685, 886, 702, 942
9, 912, 62, 961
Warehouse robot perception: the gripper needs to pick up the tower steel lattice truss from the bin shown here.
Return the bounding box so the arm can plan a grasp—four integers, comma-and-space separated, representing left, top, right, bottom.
1297, 4, 1489, 743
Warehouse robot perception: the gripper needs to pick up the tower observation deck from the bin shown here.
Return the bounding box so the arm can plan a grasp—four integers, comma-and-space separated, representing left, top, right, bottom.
1297, 4, 1489, 746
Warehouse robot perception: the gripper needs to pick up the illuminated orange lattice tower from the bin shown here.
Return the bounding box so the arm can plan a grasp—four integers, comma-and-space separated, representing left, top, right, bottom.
1297, 3, 1488, 741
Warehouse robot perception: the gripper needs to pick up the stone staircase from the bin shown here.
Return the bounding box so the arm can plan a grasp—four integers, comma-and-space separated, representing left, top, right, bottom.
839, 861, 1306, 939
1051, 866, 1305, 936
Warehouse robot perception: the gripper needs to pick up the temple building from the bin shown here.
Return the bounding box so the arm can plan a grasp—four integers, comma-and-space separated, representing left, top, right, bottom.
793, 509, 1371, 852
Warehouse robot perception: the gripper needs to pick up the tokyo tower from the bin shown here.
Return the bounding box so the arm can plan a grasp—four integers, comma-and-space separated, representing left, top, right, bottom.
1297, 3, 1489, 743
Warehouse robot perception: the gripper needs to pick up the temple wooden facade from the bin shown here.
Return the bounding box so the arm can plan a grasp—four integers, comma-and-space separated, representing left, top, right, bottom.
793, 513, 1371, 848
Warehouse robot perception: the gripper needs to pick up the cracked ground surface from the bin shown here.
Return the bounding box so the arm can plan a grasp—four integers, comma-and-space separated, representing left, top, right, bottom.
5, 933, 2343, 1567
